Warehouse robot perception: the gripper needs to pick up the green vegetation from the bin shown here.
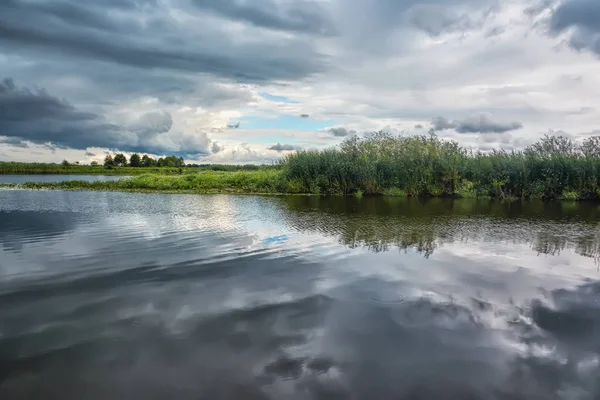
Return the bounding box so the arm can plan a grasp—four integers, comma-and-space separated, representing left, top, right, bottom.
0, 161, 275, 175
1, 170, 288, 194
2, 133, 600, 200
281, 132, 600, 200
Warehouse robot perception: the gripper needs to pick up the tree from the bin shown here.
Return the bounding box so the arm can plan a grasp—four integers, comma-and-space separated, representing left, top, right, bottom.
129, 153, 141, 167
141, 154, 154, 167
159, 155, 185, 167
61, 159, 70, 167
90, 160, 99, 166
113, 153, 127, 167
104, 155, 114, 168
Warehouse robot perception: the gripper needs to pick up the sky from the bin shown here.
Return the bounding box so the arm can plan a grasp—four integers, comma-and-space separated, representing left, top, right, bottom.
1, 0, 599, 164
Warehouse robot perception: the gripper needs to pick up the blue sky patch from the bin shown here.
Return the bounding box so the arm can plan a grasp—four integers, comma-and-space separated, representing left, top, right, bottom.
259, 92, 300, 104
239, 115, 336, 131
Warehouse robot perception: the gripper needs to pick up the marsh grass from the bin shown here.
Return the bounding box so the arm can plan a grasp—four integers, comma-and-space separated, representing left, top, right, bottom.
282, 132, 600, 200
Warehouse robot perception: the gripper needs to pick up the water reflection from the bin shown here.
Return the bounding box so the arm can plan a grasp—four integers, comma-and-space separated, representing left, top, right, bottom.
0, 191, 599, 399
276, 196, 600, 263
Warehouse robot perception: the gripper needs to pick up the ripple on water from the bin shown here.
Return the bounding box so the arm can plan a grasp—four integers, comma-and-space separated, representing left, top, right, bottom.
0, 192, 600, 398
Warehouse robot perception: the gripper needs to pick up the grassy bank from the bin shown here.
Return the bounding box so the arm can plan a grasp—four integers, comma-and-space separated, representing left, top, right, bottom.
0, 162, 276, 175
0, 170, 289, 194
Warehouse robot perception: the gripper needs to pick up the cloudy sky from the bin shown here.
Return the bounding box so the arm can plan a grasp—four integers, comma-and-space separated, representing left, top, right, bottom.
1, 0, 599, 164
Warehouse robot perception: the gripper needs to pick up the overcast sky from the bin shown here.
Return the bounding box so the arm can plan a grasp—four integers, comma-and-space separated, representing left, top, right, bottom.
1, 0, 599, 164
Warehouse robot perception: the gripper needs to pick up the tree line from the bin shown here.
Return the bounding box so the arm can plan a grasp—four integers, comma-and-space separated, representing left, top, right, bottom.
103, 154, 185, 168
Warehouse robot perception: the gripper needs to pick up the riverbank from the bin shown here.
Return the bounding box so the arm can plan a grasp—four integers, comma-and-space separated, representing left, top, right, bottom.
3, 133, 600, 199
0, 162, 270, 175
0, 170, 288, 195
0, 168, 597, 200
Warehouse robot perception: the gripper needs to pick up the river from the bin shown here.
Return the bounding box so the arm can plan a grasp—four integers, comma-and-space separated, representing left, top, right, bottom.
0, 190, 599, 399
0, 175, 132, 184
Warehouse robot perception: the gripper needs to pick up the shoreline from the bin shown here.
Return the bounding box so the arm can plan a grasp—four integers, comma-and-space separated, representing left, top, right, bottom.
1, 182, 594, 202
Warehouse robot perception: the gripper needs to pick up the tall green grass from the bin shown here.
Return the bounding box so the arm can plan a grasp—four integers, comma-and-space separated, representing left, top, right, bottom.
282, 132, 600, 199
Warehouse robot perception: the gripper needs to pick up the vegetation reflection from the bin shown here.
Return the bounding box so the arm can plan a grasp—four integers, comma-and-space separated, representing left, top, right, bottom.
276, 197, 600, 262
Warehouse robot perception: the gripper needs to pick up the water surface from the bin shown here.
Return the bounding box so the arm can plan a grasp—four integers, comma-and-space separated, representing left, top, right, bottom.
1, 191, 599, 399
0, 174, 132, 184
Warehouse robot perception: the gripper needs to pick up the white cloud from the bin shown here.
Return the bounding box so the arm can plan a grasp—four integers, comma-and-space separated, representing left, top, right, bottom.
1, 0, 600, 163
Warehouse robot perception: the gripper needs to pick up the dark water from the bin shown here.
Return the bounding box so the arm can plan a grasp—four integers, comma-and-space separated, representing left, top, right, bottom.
1, 190, 599, 399
0, 175, 132, 184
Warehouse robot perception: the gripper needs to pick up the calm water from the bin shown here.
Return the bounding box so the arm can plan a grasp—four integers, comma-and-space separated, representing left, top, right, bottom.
0, 175, 132, 183
1, 190, 599, 399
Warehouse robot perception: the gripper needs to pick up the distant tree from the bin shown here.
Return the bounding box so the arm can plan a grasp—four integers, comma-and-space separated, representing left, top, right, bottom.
113, 153, 127, 167
141, 154, 155, 167
104, 155, 114, 169
158, 155, 185, 167
581, 136, 600, 157
61, 159, 70, 167
129, 153, 141, 167
90, 160, 99, 166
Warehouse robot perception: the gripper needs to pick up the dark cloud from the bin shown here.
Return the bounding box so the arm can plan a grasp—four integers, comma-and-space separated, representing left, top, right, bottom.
524, 0, 554, 18
0, 77, 122, 149
211, 142, 223, 154
268, 143, 299, 152
191, 0, 336, 36
548, 0, 600, 56
406, 5, 479, 36
335, 0, 499, 55
0, 0, 326, 83
414, 124, 424, 129
0, 78, 211, 156
432, 115, 523, 134
327, 127, 357, 137
300, 114, 310, 118
0, 136, 29, 148
84, 151, 96, 157
129, 111, 173, 137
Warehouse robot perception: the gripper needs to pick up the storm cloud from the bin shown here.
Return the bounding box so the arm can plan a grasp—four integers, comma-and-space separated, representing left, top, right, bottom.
549, 0, 600, 56
0, 0, 326, 83
0, 0, 599, 161
191, 0, 336, 36
0, 78, 211, 156
432, 115, 523, 134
